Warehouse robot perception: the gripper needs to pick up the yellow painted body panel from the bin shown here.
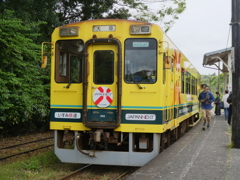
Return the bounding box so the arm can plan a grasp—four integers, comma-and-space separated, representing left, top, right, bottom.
51, 85, 83, 108
50, 122, 91, 131
49, 19, 201, 132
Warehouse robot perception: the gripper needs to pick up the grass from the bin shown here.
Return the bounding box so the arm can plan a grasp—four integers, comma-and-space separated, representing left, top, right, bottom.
228, 141, 234, 149
228, 126, 232, 134
227, 126, 233, 149
0, 149, 83, 180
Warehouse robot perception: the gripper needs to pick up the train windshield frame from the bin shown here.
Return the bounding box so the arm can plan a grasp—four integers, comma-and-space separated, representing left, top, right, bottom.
124, 38, 157, 84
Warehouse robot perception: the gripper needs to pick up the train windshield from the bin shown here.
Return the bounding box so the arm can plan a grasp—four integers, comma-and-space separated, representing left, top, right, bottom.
124, 38, 157, 83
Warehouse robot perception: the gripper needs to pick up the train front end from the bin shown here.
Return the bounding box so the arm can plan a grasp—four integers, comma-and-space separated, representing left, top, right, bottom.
46, 19, 171, 166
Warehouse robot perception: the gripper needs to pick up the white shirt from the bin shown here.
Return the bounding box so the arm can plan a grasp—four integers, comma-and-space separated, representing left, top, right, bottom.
221, 94, 230, 108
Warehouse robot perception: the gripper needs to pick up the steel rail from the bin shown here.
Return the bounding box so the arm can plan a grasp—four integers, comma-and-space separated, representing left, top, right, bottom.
0, 137, 54, 150
110, 167, 139, 180
0, 144, 53, 161
58, 164, 92, 180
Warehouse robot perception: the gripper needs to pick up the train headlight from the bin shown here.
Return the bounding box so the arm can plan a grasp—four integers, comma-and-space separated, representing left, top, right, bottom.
59, 26, 79, 36
69, 28, 77, 34
130, 25, 151, 34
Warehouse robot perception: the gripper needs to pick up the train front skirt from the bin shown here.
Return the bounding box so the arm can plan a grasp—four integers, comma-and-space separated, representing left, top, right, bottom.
54, 130, 161, 166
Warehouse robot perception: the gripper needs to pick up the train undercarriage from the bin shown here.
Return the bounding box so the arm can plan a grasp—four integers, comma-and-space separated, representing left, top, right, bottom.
54, 115, 198, 166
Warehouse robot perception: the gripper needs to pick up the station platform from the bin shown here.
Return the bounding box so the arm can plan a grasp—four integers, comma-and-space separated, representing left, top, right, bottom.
126, 115, 240, 180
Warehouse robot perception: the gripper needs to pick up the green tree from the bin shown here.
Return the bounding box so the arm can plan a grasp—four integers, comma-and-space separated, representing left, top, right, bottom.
0, 0, 186, 134
0, 10, 49, 133
201, 73, 228, 96
114, 0, 186, 32
1, 0, 186, 34
56, 0, 186, 32
0, 0, 61, 43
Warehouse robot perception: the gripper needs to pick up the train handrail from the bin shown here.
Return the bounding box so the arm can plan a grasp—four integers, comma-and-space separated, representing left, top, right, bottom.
41, 42, 53, 68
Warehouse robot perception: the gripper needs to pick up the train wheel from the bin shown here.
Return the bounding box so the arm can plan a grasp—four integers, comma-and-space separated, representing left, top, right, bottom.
160, 133, 165, 152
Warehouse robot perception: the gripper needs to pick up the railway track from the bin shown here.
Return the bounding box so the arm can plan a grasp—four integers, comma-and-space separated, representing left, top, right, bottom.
57, 164, 139, 180
0, 137, 53, 150
0, 137, 54, 161
58, 164, 92, 180
110, 167, 139, 180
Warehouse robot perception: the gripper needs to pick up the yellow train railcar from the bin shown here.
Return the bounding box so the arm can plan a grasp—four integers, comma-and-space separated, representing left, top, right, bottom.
42, 19, 201, 166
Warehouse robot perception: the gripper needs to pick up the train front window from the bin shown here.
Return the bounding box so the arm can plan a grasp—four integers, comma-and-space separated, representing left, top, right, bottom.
55, 40, 83, 83
94, 50, 114, 84
124, 38, 157, 83
70, 55, 82, 83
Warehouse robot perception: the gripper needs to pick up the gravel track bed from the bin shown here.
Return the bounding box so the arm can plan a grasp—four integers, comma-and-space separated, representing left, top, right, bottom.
60, 165, 138, 180
0, 131, 54, 164
0, 131, 53, 149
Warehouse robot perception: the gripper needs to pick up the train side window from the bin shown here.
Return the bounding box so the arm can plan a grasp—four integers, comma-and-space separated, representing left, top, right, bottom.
181, 68, 185, 93
186, 71, 190, 94
59, 52, 67, 76
192, 76, 195, 95
94, 50, 114, 84
166, 109, 168, 121
172, 108, 174, 119
171, 56, 174, 72
70, 55, 82, 83
55, 40, 84, 83
164, 55, 173, 69
195, 79, 198, 95
162, 109, 166, 122
163, 53, 166, 84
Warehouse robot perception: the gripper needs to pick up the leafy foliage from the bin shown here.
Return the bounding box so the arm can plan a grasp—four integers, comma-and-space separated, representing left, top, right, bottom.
0, 0, 61, 43
1, 0, 186, 33
0, 10, 49, 132
201, 73, 229, 95
114, 0, 186, 31
0, 0, 186, 135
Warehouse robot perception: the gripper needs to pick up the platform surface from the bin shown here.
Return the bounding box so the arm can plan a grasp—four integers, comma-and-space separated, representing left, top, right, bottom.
126, 115, 239, 180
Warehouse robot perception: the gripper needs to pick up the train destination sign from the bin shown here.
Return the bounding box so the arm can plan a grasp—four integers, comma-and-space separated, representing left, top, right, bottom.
132, 42, 149, 47
93, 25, 116, 32
55, 112, 81, 119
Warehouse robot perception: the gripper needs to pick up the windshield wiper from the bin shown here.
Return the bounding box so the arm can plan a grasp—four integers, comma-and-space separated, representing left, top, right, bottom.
136, 83, 143, 89
65, 81, 72, 89
128, 71, 143, 89
132, 79, 143, 89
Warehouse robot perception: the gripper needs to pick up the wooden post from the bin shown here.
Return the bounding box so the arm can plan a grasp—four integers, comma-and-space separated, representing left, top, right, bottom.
223, 73, 227, 94
232, 0, 240, 148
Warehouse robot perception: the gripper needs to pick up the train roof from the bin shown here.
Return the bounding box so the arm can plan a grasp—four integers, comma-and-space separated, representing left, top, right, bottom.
59, 19, 152, 28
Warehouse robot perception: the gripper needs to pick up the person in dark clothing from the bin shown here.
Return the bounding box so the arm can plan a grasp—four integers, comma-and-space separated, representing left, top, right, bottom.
214, 92, 221, 116
227, 93, 232, 125
198, 85, 215, 130
221, 90, 229, 120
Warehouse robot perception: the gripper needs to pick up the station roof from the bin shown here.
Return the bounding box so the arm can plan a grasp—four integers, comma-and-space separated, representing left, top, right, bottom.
202, 47, 233, 73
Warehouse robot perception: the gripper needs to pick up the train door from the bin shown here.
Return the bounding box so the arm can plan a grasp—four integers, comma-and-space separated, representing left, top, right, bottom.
163, 54, 175, 122
167, 57, 175, 122
83, 43, 120, 128
173, 50, 181, 123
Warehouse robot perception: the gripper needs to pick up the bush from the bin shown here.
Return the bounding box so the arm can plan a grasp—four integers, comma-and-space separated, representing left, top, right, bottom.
0, 10, 49, 135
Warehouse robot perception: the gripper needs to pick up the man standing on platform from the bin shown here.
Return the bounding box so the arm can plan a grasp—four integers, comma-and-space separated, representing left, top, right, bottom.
221, 90, 230, 120
198, 85, 215, 130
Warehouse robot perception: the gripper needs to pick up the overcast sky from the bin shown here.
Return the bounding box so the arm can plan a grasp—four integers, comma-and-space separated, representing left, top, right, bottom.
166, 0, 231, 75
